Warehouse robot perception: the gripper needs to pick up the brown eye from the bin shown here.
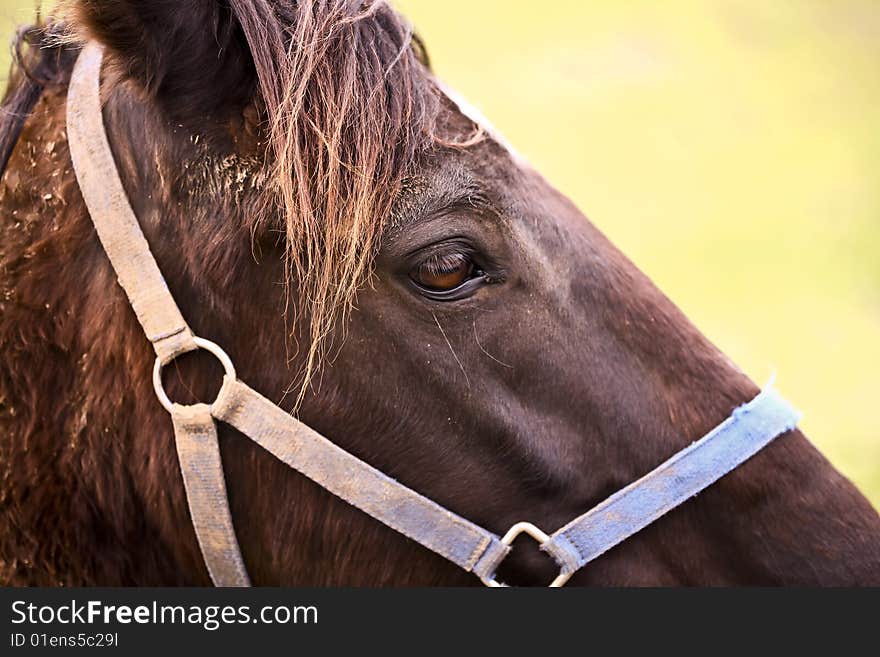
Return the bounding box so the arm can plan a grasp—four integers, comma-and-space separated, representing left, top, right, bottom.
412, 253, 474, 291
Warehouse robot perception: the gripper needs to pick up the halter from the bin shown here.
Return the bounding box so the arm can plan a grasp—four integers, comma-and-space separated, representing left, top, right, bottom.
65, 42, 801, 587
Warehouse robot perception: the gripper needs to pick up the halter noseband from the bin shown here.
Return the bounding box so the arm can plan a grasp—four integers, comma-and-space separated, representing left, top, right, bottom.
65, 42, 801, 587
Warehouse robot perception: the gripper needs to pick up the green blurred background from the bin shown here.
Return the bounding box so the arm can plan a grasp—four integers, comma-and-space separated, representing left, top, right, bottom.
1, 1, 877, 507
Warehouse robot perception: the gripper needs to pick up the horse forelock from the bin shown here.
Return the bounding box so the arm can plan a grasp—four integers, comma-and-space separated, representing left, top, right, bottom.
226, 0, 443, 402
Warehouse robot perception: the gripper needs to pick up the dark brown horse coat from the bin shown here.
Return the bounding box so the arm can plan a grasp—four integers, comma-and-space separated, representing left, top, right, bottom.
1, 1, 878, 586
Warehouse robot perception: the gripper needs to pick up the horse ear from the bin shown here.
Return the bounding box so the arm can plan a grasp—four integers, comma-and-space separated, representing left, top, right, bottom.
72, 0, 255, 119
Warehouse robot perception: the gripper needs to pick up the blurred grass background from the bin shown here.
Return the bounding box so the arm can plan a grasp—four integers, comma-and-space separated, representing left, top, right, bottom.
1, 1, 877, 507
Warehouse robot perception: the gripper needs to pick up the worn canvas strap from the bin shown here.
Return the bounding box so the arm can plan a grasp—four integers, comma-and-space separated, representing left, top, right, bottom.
543, 385, 802, 576
66, 41, 802, 587
212, 377, 509, 578
170, 404, 251, 586
66, 42, 196, 364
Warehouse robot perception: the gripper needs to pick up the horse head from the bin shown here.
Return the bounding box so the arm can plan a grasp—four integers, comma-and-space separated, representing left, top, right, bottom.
0, 0, 877, 585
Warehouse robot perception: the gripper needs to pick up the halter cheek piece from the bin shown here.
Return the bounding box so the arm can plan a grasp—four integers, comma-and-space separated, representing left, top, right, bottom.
66, 43, 801, 587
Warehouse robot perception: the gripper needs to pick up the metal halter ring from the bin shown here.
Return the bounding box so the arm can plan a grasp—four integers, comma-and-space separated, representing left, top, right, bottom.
480, 522, 573, 588
152, 337, 236, 413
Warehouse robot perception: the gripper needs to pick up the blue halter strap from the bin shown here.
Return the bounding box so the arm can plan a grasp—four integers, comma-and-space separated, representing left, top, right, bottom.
531, 384, 802, 584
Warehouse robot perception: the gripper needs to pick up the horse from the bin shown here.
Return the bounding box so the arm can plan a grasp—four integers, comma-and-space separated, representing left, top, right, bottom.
1, 0, 878, 587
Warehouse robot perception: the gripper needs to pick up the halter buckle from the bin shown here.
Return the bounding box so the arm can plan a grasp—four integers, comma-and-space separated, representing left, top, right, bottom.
480, 522, 573, 588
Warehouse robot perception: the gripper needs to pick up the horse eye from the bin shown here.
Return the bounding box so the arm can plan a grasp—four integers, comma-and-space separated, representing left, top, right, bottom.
411, 253, 474, 291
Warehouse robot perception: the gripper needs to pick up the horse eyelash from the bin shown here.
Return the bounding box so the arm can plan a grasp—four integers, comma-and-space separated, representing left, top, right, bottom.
420, 251, 472, 276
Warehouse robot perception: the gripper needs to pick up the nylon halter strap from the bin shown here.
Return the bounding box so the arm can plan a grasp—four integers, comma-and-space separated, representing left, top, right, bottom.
66, 42, 802, 587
